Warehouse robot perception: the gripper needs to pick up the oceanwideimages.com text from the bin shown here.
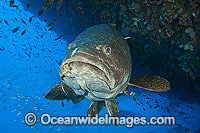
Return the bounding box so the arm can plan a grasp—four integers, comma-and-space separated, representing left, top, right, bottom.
25, 112, 176, 127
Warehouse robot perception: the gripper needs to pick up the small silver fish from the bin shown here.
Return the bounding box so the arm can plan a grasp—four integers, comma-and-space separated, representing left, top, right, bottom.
12, 5, 18, 9
29, 16, 33, 23
27, 0, 31, 8
130, 91, 136, 101
38, 6, 46, 16
21, 29, 26, 35
124, 36, 130, 40
55, 35, 63, 41
56, 0, 63, 10
48, 21, 54, 26
10, 0, 14, 7
48, 26, 55, 30
12, 27, 20, 33
21, 19, 27, 25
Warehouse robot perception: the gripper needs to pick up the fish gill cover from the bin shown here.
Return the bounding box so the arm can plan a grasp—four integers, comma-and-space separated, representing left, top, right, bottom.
0, 0, 200, 133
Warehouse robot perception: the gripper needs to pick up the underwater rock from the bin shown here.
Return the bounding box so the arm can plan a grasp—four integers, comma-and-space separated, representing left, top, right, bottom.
121, 5, 128, 12
139, 12, 146, 18
139, 29, 148, 35
179, 43, 194, 51
177, 8, 183, 14
185, 27, 193, 34
147, 23, 154, 31
134, 3, 141, 13
121, 24, 130, 35
131, 27, 138, 33
190, 1, 199, 8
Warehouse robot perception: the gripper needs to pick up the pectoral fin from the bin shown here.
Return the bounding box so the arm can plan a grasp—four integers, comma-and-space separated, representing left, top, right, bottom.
87, 101, 105, 118
128, 75, 170, 92
45, 82, 85, 104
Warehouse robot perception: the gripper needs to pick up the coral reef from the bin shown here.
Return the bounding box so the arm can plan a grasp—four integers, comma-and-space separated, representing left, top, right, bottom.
88, 0, 200, 80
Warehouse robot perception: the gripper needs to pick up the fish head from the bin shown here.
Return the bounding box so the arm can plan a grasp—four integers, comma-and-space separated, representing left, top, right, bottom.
59, 24, 131, 101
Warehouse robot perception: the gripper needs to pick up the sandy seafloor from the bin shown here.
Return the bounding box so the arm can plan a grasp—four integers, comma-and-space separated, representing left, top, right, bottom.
0, 0, 200, 133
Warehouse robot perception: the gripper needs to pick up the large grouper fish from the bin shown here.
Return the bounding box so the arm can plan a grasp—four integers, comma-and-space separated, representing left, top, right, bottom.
45, 24, 170, 118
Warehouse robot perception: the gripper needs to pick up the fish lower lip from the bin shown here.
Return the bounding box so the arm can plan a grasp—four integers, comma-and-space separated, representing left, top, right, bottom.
69, 61, 105, 75
62, 60, 110, 85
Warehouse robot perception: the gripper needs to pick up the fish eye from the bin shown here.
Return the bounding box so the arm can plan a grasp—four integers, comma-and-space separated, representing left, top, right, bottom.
105, 47, 111, 54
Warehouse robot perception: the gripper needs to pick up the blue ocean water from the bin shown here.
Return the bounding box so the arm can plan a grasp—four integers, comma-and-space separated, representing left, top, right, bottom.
0, 0, 200, 133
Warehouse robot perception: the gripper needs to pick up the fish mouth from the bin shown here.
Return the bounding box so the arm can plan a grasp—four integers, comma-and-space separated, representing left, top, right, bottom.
59, 52, 113, 88
60, 60, 108, 81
